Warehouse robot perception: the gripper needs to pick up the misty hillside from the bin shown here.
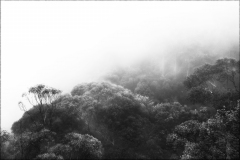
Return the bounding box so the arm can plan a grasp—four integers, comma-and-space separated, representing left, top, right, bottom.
1, 54, 239, 159
1, 1, 239, 160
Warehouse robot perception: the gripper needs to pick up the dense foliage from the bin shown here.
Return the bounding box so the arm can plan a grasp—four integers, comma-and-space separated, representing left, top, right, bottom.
1, 57, 239, 159
167, 101, 239, 159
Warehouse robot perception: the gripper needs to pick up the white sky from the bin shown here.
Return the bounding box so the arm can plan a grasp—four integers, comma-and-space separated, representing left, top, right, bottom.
1, 1, 239, 132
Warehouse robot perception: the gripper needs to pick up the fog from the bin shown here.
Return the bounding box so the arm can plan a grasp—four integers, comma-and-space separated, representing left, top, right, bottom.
1, 1, 239, 132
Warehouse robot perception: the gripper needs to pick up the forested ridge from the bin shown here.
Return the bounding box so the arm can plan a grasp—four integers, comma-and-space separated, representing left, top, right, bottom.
1, 57, 239, 159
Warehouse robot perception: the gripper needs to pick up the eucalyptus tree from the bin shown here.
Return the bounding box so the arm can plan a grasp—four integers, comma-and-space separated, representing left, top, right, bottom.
10, 85, 62, 159
18, 84, 62, 130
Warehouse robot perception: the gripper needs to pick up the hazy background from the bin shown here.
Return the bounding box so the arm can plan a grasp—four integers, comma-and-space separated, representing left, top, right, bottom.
1, 1, 239, 132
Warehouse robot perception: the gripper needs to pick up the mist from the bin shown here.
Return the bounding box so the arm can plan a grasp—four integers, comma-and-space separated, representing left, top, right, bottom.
1, 1, 239, 132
